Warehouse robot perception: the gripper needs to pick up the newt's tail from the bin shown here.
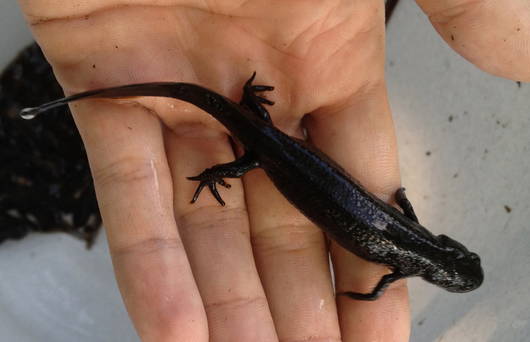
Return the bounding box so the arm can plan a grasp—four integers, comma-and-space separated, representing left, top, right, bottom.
20, 82, 238, 121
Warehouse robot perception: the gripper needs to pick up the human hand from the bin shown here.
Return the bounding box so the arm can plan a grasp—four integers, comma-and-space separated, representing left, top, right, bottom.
18, 0, 530, 341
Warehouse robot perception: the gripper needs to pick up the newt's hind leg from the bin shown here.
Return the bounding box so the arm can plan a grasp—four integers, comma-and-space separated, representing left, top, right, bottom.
240, 72, 274, 122
339, 269, 405, 301
187, 153, 259, 206
395, 187, 419, 223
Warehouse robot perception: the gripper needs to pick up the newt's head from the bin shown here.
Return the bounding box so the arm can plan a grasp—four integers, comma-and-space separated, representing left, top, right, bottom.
422, 234, 484, 293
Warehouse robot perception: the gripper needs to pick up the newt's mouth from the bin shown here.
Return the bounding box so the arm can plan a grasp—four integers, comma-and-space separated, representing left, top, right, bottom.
448, 257, 484, 293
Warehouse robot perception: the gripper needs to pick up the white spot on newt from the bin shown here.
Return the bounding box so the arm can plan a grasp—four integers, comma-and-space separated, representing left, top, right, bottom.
373, 220, 388, 230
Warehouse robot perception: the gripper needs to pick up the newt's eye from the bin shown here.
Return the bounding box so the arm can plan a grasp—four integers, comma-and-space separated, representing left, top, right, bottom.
454, 250, 465, 260
469, 253, 480, 262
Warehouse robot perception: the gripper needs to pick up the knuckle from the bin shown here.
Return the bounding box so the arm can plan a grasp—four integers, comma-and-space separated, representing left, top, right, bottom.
91, 157, 157, 188
112, 237, 183, 258
425, 1, 482, 24
204, 294, 268, 313
177, 206, 249, 234
279, 337, 341, 342
252, 223, 325, 257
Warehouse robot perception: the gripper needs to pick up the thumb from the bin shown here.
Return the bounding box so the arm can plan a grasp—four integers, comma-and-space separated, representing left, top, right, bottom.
416, 0, 530, 81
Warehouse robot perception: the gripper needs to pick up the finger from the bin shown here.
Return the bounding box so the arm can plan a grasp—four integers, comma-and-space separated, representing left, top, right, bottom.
244, 169, 341, 342
72, 100, 207, 342
241, 90, 340, 341
305, 82, 410, 341
416, 0, 530, 81
165, 123, 278, 342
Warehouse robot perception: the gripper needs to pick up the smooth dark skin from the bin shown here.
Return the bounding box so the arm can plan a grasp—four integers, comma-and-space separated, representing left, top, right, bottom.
18, 0, 530, 341
23, 73, 484, 300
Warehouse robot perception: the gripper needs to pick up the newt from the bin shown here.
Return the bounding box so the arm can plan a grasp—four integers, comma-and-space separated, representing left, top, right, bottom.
20, 73, 483, 300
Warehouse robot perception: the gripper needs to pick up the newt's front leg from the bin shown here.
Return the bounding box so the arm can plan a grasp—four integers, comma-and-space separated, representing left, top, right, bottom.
240, 72, 274, 122
395, 187, 419, 223
187, 152, 260, 206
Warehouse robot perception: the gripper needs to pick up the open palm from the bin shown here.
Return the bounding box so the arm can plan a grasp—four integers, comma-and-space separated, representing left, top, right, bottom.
19, 0, 530, 341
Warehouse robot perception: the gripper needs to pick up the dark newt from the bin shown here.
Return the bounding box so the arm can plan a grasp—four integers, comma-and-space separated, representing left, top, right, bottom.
20, 73, 483, 300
